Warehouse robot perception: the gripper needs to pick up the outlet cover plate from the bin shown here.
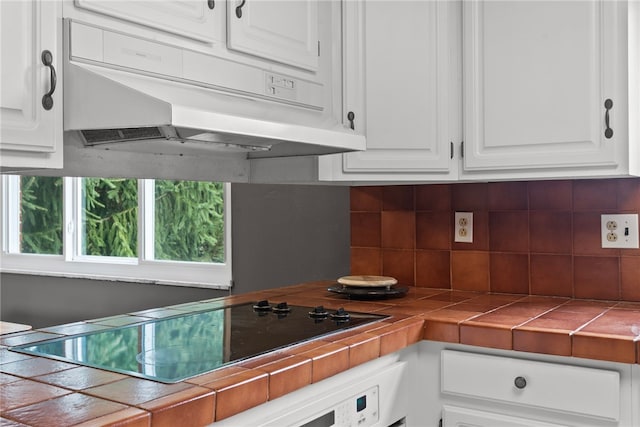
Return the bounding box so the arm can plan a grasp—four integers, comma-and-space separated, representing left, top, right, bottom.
601, 214, 639, 248
455, 212, 473, 243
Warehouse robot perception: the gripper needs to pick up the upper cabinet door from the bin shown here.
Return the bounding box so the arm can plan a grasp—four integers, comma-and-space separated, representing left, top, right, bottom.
227, 0, 319, 71
463, 0, 623, 172
320, 0, 460, 180
74, 0, 218, 43
1, 0, 62, 168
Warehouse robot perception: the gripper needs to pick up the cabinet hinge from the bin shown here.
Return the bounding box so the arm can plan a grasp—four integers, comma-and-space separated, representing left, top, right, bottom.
317, 41, 320, 57
460, 140, 464, 158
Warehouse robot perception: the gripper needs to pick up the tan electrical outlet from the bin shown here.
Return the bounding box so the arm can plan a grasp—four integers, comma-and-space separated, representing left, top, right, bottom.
601, 214, 639, 248
455, 212, 473, 243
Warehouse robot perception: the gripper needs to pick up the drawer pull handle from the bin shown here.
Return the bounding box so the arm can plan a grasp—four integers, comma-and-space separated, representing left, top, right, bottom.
514, 376, 527, 389
207, 0, 215, 9
41, 50, 56, 111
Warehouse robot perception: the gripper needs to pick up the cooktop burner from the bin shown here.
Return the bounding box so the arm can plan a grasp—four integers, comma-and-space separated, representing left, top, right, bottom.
9, 301, 387, 383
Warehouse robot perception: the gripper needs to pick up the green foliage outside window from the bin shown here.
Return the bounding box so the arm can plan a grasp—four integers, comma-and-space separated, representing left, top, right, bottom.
83, 178, 138, 257
155, 181, 225, 263
19, 176, 63, 255
19, 177, 225, 263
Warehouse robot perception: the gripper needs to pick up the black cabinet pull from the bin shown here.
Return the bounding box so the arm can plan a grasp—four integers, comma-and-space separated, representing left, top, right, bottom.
347, 111, 355, 130
604, 98, 613, 139
235, 0, 246, 18
41, 50, 56, 111
514, 376, 527, 389
207, 0, 215, 9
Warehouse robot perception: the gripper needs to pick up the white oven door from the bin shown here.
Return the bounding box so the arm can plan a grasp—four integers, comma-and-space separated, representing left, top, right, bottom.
213, 354, 408, 427
442, 405, 568, 427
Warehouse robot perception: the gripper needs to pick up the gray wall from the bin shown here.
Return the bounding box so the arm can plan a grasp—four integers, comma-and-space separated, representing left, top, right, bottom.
231, 183, 350, 292
0, 184, 350, 328
0, 275, 224, 328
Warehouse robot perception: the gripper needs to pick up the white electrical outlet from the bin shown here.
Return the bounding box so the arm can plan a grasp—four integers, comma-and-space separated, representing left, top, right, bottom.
455, 212, 473, 243
601, 214, 639, 248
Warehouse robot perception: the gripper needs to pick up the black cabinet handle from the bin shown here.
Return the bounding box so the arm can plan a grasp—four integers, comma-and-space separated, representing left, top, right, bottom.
207, 0, 215, 9
347, 111, 355, 130
604, 99, 613, 139
41, 50, 56, 111
235, 0, 246, 18
514, 376, 527, 389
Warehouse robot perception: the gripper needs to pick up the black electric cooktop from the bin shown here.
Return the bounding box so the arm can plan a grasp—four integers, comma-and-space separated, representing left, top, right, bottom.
10, 301, 387, 383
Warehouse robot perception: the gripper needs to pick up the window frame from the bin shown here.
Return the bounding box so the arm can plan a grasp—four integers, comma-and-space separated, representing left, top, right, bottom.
0, 176, 232, 290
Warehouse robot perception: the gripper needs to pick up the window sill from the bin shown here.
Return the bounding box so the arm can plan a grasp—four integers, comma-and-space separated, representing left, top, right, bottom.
0, 254, 232, 290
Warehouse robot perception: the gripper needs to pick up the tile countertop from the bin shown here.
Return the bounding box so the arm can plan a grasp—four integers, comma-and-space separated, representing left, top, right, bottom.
1, 281, 639, 427
0, 322, 32, 335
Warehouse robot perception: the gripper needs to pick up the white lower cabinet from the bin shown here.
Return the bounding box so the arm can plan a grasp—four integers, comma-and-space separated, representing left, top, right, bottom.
633, 365, 640, 426
442, 405, 568, 427
441, 350, 620, 422
407, 342, 637, 427
441, 349, 621, 426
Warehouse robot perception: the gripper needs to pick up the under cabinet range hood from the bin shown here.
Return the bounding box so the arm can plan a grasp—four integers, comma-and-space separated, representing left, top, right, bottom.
64, 62, 364, 158
63, 21, 365, 159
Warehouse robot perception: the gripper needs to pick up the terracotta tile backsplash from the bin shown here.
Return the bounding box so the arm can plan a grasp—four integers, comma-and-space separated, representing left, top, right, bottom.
350, 178, 640, 301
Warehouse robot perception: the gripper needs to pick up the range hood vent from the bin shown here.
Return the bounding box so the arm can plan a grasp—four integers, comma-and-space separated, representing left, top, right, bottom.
79, 126, 274, 154
81, 127, 164, 144
64, 61, 365, 159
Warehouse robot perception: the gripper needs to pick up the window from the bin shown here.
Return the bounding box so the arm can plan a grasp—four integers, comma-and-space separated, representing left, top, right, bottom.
0, 176, 231, 289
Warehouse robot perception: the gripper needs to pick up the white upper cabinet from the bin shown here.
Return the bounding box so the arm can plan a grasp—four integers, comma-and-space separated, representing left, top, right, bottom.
63, 0, 339, 116
0, 0, 63, 169
318, 0, 461, 181
74, 0, 219, 44
66, 1, 323, 75
226, 0, 319, 71
309, 0, 638, 184
462, 0, 634, 178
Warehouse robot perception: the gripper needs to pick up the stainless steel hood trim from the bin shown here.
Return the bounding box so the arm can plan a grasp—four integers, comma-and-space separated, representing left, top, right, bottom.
64, 61, 365, 158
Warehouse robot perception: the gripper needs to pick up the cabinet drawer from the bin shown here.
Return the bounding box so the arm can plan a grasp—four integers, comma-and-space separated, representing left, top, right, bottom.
442, 405, 567, 427
441, 350, 620, 421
